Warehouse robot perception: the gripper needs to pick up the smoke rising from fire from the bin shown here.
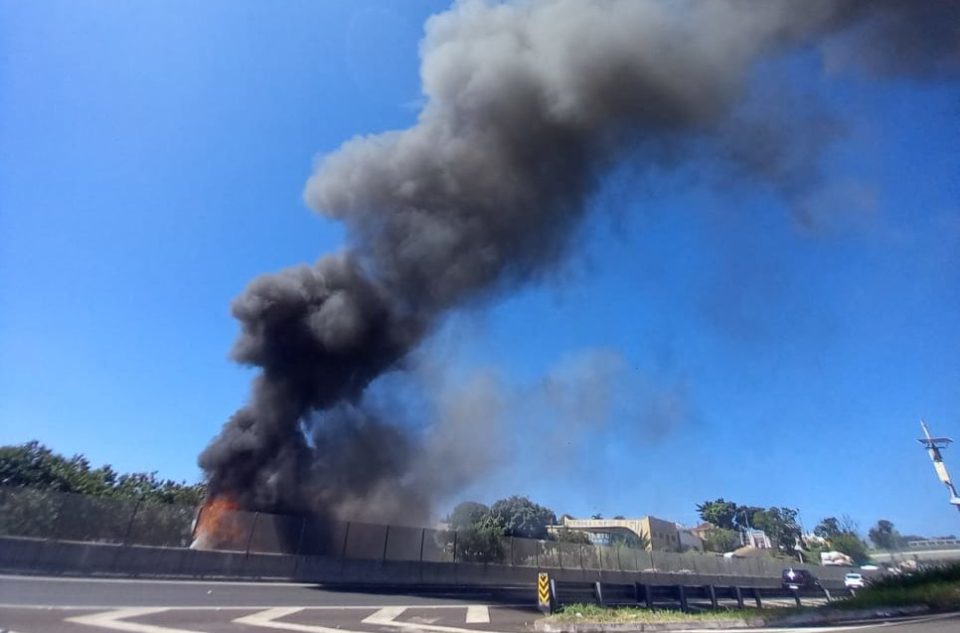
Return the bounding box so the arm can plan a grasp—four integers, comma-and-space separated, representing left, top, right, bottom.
199, 0, 960, 520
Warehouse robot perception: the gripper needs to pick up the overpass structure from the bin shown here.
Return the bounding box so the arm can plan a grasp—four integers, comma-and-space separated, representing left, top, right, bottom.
870, 539, 960, 565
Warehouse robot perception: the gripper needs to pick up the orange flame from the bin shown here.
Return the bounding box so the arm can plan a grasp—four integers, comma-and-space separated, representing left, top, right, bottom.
190, 496, 245, 550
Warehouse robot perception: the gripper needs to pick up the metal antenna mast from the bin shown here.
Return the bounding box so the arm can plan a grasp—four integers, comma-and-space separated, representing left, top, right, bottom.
917, 419, 960, 512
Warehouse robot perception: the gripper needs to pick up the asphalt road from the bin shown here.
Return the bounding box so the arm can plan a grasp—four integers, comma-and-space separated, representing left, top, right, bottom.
0, 576, 957, 633
0, 574, 529, 608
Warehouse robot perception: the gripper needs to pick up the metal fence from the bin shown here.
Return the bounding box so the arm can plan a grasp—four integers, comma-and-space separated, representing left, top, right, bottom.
0, 487, 197, 548
0, 487, 845, 580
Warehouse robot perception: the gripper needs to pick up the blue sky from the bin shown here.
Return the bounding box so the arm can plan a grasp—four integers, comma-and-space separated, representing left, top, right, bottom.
1, 1, 958, 537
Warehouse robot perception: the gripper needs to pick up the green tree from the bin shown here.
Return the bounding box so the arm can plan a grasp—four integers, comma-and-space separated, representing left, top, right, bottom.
830, 532, 870, 565
0, 441, 205, 504
488, 496, 557, 539
552, 528, 591, 544
868, 519, 904, 550
696, 498, 738, 530
0, 441, 114, 495
737, 505, 765, 531
455, 521, 507, 563
814, 517, 842, 539
749, 507, 802, 553
447, 501, 489, 531
703, 528, 740, 553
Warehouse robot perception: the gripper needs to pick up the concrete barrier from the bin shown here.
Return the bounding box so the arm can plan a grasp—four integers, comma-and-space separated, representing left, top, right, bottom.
32, 540, 119, 575
242, 552, 297, 580
293, 554, 341, 582
0, 536, 42, 570
0, 535, 823, 592
114, 545, 189, 578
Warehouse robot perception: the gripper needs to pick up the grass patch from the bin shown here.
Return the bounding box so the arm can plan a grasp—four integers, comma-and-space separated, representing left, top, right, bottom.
838, 563, 960, 611
547, 604, 786, 623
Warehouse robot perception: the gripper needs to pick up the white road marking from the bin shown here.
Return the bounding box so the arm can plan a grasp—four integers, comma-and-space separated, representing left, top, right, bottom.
362, 606, 407, 624
363, 605, 512, 633
233, 607, 368, 633
0, 574, 316, 588
677, 615, 959, 633
0, 603, 524, 610
465, 606, 490, 624
65, 607, 206, 633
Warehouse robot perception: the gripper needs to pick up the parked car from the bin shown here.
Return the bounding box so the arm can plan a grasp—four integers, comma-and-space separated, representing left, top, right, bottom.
844, 572, 866, 589
782, 568, 819, 590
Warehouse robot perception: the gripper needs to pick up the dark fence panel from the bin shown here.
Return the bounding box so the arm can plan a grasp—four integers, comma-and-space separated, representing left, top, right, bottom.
559, 542, 582, 569
127, 501, 196, 547
619, 546, 640, 572
422, 528, 455, 563
384, 525, 423, 562
538, 540, 560, 568
299, 517, 342, 557
0, 487, 63, 538
248, 512, 303, 555
599, 544, 619, 570
582, 544, 601, 570
344, 522, 388, 561
511, 537, 539, 567
53, 493, 137, 543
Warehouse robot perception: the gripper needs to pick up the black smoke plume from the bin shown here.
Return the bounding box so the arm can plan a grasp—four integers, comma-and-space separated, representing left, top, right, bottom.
199, 0, 960, 521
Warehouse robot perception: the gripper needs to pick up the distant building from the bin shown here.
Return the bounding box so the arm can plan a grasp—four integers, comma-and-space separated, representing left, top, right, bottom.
742, 528, 773, 549
557, 516, 682, 551
677, 527, 705, 552
802, 533, 829, 547
690, 522, 716, 541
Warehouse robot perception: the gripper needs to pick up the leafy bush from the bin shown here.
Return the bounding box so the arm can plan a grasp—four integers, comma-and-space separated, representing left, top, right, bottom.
841, 563, 960, 611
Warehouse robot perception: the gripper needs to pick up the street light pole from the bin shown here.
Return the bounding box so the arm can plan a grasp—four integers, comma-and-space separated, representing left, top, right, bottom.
918, 419, 960, 514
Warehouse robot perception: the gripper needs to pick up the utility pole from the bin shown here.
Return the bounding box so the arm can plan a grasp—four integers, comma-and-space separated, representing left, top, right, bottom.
917, 419, 960, 513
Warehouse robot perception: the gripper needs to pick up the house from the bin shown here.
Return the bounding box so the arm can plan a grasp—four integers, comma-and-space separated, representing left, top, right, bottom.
556, 516, 682, 551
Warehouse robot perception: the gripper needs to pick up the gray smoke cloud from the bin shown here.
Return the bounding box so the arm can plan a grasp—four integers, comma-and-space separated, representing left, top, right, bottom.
199, 0, 960, 519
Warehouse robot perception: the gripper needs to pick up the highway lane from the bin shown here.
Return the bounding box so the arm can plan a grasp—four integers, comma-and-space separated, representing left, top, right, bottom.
0, 575, 538, 632
2, 605, 958, 633
0, 575, 528, 608
0, 576, 957, 633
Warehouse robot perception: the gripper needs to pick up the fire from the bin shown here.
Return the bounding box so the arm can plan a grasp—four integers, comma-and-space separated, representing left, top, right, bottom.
190, 495, 245, 550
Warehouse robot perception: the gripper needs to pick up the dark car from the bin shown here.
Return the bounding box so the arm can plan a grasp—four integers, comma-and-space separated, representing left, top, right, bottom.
782, 568, 819, 590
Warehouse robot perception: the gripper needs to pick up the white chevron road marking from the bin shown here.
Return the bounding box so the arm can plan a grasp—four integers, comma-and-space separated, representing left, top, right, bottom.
65, 608, 206, 633
363, 605, 509, 633
233, 607, 367, 633
464, 606, 489, 624
362, 606, 407, 625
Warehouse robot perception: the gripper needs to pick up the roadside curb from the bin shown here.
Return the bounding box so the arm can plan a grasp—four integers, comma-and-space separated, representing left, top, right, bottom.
536, 620, 764, 632
771, 604, 930, 626
535, 605, 933, 632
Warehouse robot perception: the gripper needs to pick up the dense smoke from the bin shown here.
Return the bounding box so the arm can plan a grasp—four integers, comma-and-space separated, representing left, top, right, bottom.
199, 0, 960, 520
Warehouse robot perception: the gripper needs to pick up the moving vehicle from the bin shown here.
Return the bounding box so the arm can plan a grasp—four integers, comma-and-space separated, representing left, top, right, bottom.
844, 572, 866, 589
821, 550, 854, 566
782, 568, 819, 590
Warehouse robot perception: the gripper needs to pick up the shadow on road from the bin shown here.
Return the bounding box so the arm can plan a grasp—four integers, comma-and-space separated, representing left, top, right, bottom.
307, 583, 539, 608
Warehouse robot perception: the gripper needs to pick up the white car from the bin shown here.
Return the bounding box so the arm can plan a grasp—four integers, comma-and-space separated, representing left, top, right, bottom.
844, 572, 866, 589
